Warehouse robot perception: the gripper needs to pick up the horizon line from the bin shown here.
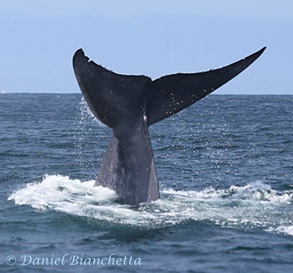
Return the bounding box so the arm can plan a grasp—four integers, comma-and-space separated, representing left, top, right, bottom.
1, 91, 292, 96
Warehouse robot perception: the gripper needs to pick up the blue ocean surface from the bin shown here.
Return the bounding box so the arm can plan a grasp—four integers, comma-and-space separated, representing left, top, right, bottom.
1, 93, 292, 273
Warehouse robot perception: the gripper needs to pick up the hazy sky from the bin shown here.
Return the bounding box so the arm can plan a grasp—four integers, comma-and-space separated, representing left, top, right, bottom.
1, 0, 292, 94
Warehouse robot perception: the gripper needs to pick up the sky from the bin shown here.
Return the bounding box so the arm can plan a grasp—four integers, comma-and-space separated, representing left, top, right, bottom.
0, 0, 292, 94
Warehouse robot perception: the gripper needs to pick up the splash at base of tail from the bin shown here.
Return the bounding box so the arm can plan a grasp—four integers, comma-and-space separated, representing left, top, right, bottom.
73, 47, 266, 205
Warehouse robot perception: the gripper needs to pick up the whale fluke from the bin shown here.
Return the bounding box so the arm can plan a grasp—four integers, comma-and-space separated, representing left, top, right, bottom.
73, 47, 265, 205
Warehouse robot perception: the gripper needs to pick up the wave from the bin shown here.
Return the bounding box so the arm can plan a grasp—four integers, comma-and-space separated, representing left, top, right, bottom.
8, 175, 293, 236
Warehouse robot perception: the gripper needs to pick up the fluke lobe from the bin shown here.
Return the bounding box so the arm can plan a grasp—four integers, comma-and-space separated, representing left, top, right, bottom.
73, 47, 266, 205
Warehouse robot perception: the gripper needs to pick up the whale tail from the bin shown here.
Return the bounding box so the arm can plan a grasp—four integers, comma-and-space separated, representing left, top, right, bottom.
73, 47, 265, 205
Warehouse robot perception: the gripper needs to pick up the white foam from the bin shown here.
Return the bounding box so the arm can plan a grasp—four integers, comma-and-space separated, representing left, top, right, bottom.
266, 225, 293, 237
8, 175, 293, 233
8, 175, 117, 211
163, 181, 293, 205
274, 225, 293, 236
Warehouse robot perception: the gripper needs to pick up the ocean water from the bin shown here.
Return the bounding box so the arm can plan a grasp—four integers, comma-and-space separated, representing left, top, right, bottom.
1, 93, 292, 273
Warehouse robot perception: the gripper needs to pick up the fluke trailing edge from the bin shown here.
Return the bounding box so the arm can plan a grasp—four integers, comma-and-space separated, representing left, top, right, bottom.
73, 47, 266, 205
